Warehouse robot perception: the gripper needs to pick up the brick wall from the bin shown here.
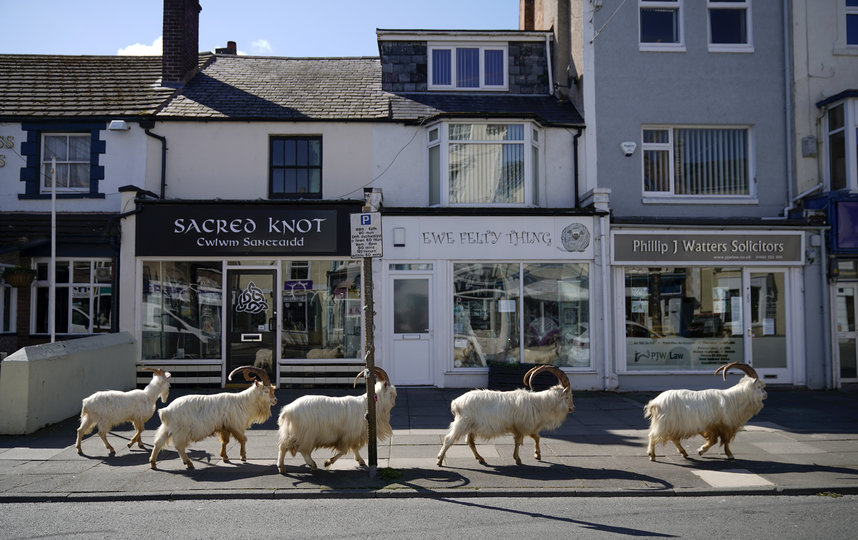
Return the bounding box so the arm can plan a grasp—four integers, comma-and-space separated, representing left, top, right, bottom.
162, 0, 201, 86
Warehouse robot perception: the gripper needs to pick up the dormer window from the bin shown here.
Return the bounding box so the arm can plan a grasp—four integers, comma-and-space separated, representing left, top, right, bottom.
428, 44, 507, 90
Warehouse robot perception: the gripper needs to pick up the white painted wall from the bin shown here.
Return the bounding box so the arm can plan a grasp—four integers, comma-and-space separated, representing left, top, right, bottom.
0, 332, 136, 434
0, 123, 150, 213
792, 0, 858, 194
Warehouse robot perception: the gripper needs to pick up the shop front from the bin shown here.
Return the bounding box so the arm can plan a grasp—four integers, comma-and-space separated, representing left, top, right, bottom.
611, 229, 807, 388
381, 213, 600, 389
128, 200, 365, 387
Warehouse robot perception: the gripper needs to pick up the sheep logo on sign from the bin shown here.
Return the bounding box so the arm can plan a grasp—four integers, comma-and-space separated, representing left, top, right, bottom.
235, 281, 269, 314
560, 223, 590, 252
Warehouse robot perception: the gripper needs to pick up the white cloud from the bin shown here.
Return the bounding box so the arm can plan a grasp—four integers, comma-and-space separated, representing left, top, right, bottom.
251, 39, 273, 54
118, 36, 162, 56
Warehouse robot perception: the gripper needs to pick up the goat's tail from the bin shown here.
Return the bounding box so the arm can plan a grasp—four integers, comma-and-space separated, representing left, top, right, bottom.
643, 402, 658, 420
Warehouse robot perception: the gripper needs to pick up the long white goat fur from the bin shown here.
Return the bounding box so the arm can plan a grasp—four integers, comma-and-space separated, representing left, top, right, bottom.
277, 368, 396, 472
75, 368, 171, 456
644, 362, 766, 461
436, 365, 574, 466
149, 367, 276, 469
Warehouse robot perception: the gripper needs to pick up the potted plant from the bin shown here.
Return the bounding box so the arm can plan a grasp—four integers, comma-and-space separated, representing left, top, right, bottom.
1, 266, 37, 288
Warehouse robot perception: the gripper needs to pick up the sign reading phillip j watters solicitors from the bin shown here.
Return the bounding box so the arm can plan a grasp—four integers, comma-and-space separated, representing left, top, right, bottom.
136, 203, 356, 256
612, 231, 805, 265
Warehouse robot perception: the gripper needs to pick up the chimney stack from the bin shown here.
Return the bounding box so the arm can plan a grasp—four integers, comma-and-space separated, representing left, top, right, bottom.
162, 0, 202, 87
215, 41, 237, 55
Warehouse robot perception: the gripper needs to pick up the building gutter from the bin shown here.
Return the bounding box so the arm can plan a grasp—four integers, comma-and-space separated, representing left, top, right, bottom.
573, 127, 583, 208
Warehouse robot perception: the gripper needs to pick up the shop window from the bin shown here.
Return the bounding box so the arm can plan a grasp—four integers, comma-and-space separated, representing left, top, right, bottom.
708, 0, 752, 52
269, 136, 322, 199
640, 0, 684, 51
1, 271, 16, 333
429, 122, 540, 206
642, 126, 752, 198
452, 262, 590, 368
623, 267, 745, 371
141, 261, 222, 360
32, 259, 113, 335
428, 44, 507, 90
280, 260, 361, 360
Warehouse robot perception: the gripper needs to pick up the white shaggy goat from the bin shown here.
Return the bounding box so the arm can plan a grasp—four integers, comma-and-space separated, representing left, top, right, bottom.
644, 362, 767, 461
75, 367, 171, 456
436, 365, 574, 466
277, 367, 396, 472
149, 366, 277, 470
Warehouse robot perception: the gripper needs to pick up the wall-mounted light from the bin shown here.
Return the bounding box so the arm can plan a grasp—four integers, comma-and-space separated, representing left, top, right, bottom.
107, 120, 130, 131
393, 227, 406, 247
620, 141, 636, 156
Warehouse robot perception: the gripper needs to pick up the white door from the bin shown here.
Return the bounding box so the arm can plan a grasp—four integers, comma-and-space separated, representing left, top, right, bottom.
389, 274, 433, 385
836, 283, 858, 383
744, 269, 791, 383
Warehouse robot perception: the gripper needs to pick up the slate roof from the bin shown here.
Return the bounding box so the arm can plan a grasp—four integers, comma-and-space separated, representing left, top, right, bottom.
158, 54, 584, 126
0, 52, 583, 126
0, 54, 210, 118
158, 55, 389, 120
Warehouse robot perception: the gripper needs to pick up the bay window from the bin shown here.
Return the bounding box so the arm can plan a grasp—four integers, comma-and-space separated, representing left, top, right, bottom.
429, 122, 540, 206
642, 126, 751, 198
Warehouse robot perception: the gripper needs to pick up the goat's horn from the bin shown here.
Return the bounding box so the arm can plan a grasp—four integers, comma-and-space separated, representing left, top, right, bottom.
142, 367, 165, 377
714, 362, 759, 381
522, 366, 543, 389
353, 367, 390, 388
228, 366, 271, 387
524, 365, 570, 391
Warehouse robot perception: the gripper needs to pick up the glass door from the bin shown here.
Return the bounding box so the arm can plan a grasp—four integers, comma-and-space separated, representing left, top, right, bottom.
836, 284, 858, 382
746, 269, 790, 382
227, 269, 276, 384
389, 274, 433, 385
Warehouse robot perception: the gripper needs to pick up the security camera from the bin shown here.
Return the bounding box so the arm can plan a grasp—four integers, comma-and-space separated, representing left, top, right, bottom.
620, 142, 637, 157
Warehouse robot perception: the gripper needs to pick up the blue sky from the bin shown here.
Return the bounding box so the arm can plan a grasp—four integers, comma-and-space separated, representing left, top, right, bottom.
0, 0, 520, 57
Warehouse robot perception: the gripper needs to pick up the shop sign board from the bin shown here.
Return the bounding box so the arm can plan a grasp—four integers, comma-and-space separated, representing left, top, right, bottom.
136, 203, 356, 256
612, 231, 804, 265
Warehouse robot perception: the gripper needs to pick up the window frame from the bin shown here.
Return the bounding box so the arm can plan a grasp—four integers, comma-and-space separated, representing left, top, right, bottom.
268, 135, 323, 200
40, 133, 92, 194
428, 121, 541, 207
30, 258, 114, 335
0, 266, 17, 335
427, 43, 509, 91
707, 0, 753, 53
838, 0, 858, 52
822, 98, 858, 192
639, 0, 685, 52
641, 125, 757, 202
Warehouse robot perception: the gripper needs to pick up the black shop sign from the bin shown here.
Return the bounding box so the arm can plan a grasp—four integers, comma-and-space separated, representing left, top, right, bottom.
136, 203, 357, 256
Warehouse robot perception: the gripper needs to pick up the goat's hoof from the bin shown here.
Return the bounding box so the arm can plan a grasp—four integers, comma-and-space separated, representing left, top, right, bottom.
76, 448, 83, 456
127, 442, 133, 448
649, 456, 656, 462
515, 459, 522, 465
436, 459, 444, 467
149, 463, 157, 469
222, 457, 230, 463
108, 450, 115, 457
277, 466, 286, 475
185, 464, 195, 470
726, 455, 735, 460
241, 457, 247, 462
534, 454, 541, 460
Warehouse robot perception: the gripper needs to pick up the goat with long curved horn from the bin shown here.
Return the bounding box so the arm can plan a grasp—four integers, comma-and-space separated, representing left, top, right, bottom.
229, 365, 271, 387
715, 362, 759, 381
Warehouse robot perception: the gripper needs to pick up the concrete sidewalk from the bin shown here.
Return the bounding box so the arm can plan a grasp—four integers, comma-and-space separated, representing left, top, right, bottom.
1, 387, 858, 501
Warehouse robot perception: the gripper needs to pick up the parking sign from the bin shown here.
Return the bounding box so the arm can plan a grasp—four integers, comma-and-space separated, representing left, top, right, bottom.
350, 212, 383, 258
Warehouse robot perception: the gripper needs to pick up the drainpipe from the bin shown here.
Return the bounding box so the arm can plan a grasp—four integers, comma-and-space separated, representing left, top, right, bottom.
141, 121, 167, 199
782, 0, 794, 216
600, 213, 613, 390
573, 127, 583, 208
546, 34, 554, 96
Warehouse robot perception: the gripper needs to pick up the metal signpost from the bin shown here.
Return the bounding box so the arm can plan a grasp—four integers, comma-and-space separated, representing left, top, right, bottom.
350, 210, 382, 478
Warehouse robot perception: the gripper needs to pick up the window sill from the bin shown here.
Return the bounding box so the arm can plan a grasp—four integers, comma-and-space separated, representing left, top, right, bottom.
642, 196, 758, 205
639, 44, 686, 53
426, 86, 510, 92
833, 46, 858, 56
20, 193, 105, 200
708, 45, 754, 54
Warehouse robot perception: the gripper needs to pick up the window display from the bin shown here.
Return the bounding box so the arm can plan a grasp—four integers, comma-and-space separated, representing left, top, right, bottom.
453, 262, 590, 368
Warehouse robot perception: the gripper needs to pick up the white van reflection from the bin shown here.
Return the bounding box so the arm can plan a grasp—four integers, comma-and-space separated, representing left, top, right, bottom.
142, 306, 209, 359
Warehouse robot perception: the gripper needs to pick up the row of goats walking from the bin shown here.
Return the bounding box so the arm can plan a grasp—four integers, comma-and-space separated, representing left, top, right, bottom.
75, 361, 767, 470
